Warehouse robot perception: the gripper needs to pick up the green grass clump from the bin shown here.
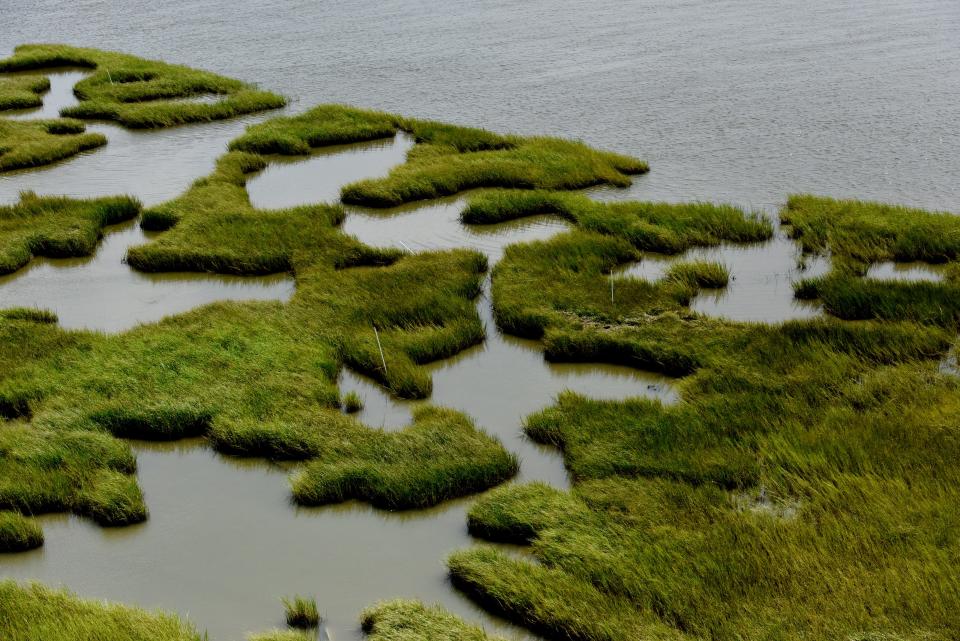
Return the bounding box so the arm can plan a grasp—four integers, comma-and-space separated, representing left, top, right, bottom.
463, 190, 772, 253
0, 118, 106, 172
0, 191, 140, 274
0, 75, 49, 111
0, 511, 43, 552
342, 390, 364, 413
361, 599, 508, 641
0, 581, 204, 641
0, 44, 286, 128
290, 406, 518, 509
228, 104, 397, 154
341, 137, 647, 208
281, 595, 320, 629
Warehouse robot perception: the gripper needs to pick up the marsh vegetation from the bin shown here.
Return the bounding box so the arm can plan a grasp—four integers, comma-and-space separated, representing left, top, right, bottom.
1, 43, 958, 641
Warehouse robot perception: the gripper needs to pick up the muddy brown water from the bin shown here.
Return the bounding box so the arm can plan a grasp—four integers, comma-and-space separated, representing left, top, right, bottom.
2, 7, 960, 637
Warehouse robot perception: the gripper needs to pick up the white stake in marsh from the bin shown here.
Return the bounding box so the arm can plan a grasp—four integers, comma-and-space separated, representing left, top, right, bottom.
373, 324, 388, 377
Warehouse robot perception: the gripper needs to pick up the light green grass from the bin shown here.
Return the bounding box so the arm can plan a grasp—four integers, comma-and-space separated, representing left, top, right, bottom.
0, 192, 140, 273
0, 75, 49, 111
0, 581, 204, 641
0, 44, 286, 128
0, 118, 106, 172
342, 390, 363, 413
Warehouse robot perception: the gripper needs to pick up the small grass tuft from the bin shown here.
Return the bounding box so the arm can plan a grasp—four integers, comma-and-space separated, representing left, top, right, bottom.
361, 599, 508, 641
281, 595, 320, 629
342, 390, 364, 413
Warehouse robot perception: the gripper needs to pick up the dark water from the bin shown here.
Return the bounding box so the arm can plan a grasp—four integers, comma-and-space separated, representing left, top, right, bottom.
2, 1, 959, 639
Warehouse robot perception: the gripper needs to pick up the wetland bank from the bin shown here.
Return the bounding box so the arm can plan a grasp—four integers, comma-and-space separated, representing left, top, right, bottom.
3, 3, 960, 640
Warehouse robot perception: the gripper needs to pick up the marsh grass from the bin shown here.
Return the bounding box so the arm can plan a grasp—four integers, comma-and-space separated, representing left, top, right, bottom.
0, 106, 517, 519
442, 193, 960, 641
281, 595, 320, 628
463, 190, 772, 253
0, 511, 43, 552
0, 44, 285, 128
0, 581, 204, 641
0, 191, 140, 273
361, 599, 508, 641
0, 75, 49, 111
248, 631, 314, 641
0, 118, 106, 172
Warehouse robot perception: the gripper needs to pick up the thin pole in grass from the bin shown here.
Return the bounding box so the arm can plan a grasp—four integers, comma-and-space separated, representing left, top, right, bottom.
398, 240, 414, 253
610, 272, 614, 304
373, 324, 388, 376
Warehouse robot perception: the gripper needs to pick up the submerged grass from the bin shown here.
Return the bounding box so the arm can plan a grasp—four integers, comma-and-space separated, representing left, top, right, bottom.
0, 44, 286, 128
0, 75, 49, 111
0, 581, 204, 641
0, 511, 43, 552
0, 118, 106, 172
0, 192, 140, 273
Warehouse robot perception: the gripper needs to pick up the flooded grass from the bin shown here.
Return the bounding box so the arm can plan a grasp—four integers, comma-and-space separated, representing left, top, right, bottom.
0, 44, 285, 128
0, 118, 106, 172
0, 580, 203, 641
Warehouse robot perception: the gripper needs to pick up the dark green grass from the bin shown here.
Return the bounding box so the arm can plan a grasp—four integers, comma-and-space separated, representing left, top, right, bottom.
0, 75, 49, 111
0, 581, 204, 641
281, 595, 320, 628
361, 599, 508, 641
228, 104, 397, 154
463, 190, 772, 253
0, 192, 140, 274
0, 44, 285, 128
0, 511, 43, 552
0, 118, 106, 172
